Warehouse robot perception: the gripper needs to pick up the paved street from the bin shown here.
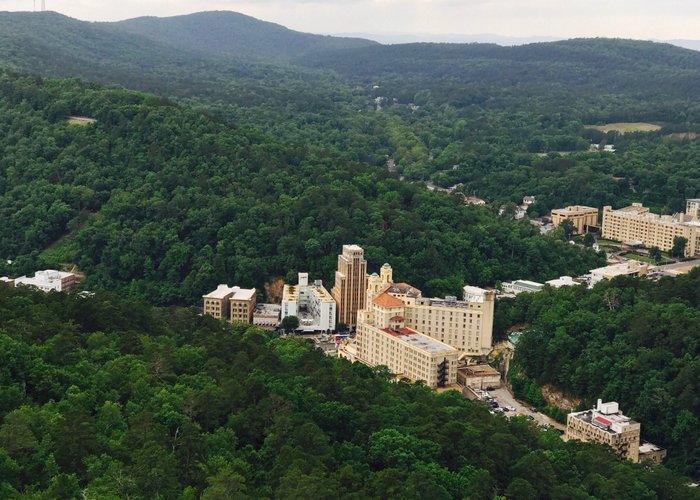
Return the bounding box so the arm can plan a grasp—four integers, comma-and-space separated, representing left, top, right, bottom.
489, 386, 566, 432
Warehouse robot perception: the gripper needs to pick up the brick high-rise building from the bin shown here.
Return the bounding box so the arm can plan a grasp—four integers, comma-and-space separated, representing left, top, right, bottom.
331, 245, 367, 328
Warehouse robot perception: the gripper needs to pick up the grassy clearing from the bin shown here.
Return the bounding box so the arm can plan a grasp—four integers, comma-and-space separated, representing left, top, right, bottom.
585, 122, 661, 134
67, 116, 96, 126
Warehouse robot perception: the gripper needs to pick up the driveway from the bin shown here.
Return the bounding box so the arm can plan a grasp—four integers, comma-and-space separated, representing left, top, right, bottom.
489, 386, 566, 432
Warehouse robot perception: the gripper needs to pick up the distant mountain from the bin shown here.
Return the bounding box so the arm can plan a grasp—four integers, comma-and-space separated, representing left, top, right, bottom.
0, 11, 698, 107
335, 32, 562, 46
665, 39, 700, 52
111, 11, 377, 61
300, 38, 700, 99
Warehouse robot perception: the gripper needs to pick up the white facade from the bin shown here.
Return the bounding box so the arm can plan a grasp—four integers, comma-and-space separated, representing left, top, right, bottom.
545, 276, 580, 288
502, 280, 544, 295
14, 270, 79, 293
589, 261, 649, 286
282, 273, 337, 332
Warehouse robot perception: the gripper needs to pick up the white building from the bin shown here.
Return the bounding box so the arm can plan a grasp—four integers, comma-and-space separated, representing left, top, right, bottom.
14, 270, 80, 293
545, 276, 580, 288
502, 280, 545, 295
253, 304, 282, 330
589, 261, 649, 286
282, 273, 336, 332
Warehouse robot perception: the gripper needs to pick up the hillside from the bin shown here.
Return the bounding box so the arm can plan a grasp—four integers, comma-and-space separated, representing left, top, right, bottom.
0, 285, 695, 498
110, 11, 377, 61
0, 74, 604, 304
499, 270, 700, 477
301, 38, 700, 99
0, 11, 699, 215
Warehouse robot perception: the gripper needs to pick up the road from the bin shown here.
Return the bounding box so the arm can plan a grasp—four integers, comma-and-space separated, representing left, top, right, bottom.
489, 386, 566, 432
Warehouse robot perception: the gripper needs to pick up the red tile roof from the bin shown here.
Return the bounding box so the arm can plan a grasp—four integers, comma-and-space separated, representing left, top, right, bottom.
382, 327, 418, 337
390, 316, 405, 321
373, 292, 404, 308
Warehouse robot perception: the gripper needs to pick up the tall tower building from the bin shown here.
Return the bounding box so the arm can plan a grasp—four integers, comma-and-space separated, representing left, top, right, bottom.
331, 244, 368, 328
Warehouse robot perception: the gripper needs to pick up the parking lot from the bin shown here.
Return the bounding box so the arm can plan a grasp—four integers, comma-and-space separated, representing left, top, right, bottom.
485, 386, 565, 432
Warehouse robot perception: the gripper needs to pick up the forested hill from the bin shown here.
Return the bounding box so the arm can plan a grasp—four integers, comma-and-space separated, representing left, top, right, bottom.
301, 38, 700, 99
110, 11, 377, 61
0, 285, 695, 498
0, 74, 604, 305
499, 269, 700, 477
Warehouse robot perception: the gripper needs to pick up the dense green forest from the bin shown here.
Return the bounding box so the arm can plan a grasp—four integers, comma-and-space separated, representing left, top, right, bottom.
0, 285, 696, 498
1, 12, 700, 212
0, 74, 604, 304
498, 269, 700, 477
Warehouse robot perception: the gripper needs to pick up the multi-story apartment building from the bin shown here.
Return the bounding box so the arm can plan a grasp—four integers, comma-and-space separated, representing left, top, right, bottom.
230, 288, 256, 323
203, 284, 235, 319
282, 273, 336, 332
601, 202, 700, 257
14, 270, 80, 293
551, 205, 599, 233
564, 400, 641, 462
359, 264, 494, 356
202, 284, 256, 323
331, 244, 367, 328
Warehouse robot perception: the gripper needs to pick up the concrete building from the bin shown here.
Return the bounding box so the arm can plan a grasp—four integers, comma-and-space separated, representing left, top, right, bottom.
589, 261, 650, 285
502, 280, 545, 295
686, 199, 700, 217
638, 442, 667, 464
564, 400, 641, 462
282, 273, 336, 332
230, 287, 256, 323
545, 276, 580, 288
253, 304, 282, 330
14, 270, 80, 293
356, 286, 459, 387
331, 244, 368, 328
202, 284, 256, 323
203, 284, 236, 319
360, 264, 494, 356
456, 364, 501, 390
551, 205, 599, 234
601, 202, 700, 257
523, 196, 536, 206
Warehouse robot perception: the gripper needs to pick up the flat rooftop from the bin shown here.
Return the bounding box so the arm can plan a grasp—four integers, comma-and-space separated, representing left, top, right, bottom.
203, 284, 237, 299
415, 296, 482, 310
570, 409, 638, 434
459, 364, 500, 377
591, 261, 647, 277
382, 327, 456, 354
254, 303, 281, 316
552, 205, 598, 213
231, 288, 256, 301
308, 284, 335, 302
343, 244, 364, 252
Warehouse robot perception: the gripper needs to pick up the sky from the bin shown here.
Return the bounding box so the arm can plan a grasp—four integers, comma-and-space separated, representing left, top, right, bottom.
2, 0, 700, 40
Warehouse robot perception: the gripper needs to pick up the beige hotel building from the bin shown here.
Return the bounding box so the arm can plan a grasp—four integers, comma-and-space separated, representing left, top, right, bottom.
354, 263, 495, 386
601, 202, 700, 257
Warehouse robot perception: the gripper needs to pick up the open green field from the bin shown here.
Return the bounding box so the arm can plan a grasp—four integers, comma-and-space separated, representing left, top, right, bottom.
585, 122, 662, 133
67, 116, 96, 126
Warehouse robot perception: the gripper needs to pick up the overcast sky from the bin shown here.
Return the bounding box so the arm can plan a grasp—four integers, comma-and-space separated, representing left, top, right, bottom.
3, 0, 700, 40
